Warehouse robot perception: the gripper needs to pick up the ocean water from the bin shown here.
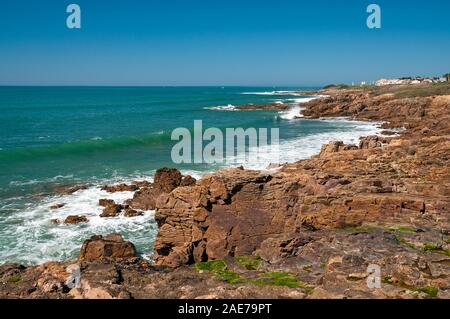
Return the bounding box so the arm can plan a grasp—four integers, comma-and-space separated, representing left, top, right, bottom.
0, 86, 381, 264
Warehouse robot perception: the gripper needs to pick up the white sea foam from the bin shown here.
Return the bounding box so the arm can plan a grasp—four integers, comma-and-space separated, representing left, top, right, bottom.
279, 106, 303, 120
0, 186, 156, 265
241, 90, 304, 96
230, 119, 383, 171
204, 104, 238, 111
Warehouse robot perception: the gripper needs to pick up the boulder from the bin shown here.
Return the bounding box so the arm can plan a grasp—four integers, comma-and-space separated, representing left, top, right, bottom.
64, 215, 88, 224
100, 204, 122, 218
128, 168, 183, 210
123, 208, 143, 217
78, 234, 137, 261
98, 199, 115, 207
154, 167, 182, 192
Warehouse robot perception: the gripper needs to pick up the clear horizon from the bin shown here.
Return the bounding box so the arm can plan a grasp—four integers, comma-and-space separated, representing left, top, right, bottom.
1, 0, 449, 86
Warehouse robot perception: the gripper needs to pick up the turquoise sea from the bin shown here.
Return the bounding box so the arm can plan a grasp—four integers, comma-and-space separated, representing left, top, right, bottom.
0, 86, 381, 264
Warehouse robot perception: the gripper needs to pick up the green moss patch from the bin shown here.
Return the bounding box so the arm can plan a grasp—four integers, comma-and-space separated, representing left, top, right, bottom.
235, 255, 261, 270
8, 275, 22, 284
195, 260, 241, 284
422, 243, 450, 256
195, 260, 227, 272
194, 261, 313, 291
411, 286, 439, 298
389, 226, 417, 234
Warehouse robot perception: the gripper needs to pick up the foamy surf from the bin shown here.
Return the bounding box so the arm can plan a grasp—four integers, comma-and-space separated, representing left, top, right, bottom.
241, 90, 304, 96
279, 106, 303, 120
0, 186, 157, 265
204, 104, 238, 111
233, 119, 383, 171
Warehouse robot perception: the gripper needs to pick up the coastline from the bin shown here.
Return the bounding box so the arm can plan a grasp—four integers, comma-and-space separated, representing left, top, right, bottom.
1, 84, 449, 299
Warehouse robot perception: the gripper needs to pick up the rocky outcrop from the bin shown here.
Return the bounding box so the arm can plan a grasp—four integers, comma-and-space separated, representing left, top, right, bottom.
359, 135, 389, 149
1, 86, 449, 299
152, 90, 450, 271
78, 234, 137, 261
237, 103, 292, 110
127, 168, 184, 210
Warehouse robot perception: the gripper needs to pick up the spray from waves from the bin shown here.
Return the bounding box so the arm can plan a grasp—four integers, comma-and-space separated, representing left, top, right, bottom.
279, 106, 303, 120
277, 95, 324, 120
204, 104, 238, 111
241, 91, 304, 96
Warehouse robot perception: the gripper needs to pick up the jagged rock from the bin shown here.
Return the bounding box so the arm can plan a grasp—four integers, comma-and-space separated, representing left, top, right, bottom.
154, 167, 182, 193
123, 208, 143, 217
78, 234, 137, 261
100, 204, 122, 218
64, 215, 88, 224
100, 183, 138, 193
359, 135, 388, 149
180, 175, 197, 186
128, 167, 183, 210
54, 184, 87, 195
98, 198, 115, 207
319, 141, 358, 157
152, 91, 450, 268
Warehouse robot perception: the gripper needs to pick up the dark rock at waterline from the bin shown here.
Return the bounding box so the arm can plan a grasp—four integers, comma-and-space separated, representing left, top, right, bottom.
100, 183, 139, 193
54, 184, 88, 195
123, 208, 143, 217
49, 203, 65, 209
98, 198, 115, 207
64, 215, 88, 224
100, 203, 123, 218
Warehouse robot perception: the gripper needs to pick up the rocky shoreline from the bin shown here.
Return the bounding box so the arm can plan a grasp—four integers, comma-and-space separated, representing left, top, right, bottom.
1, 84, 449, 299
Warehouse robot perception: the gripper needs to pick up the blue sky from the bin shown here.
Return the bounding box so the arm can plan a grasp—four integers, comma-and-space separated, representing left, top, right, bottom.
0, 0, 449, 86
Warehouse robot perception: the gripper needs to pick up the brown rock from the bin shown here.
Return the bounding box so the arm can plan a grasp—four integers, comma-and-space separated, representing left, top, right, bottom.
128, 168, 183, 210
100, 204, 122, 218
154, 167, 182, 193
100, 183, 138, 193
78, 234, 137, 261
54, 184, 87, 195
359, 135, 387, 149
64, 215, 88, 224
49, 203, 65, 209
98, 198, 115, 207
180, 175, 197, 187
123, 208, 143, 217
